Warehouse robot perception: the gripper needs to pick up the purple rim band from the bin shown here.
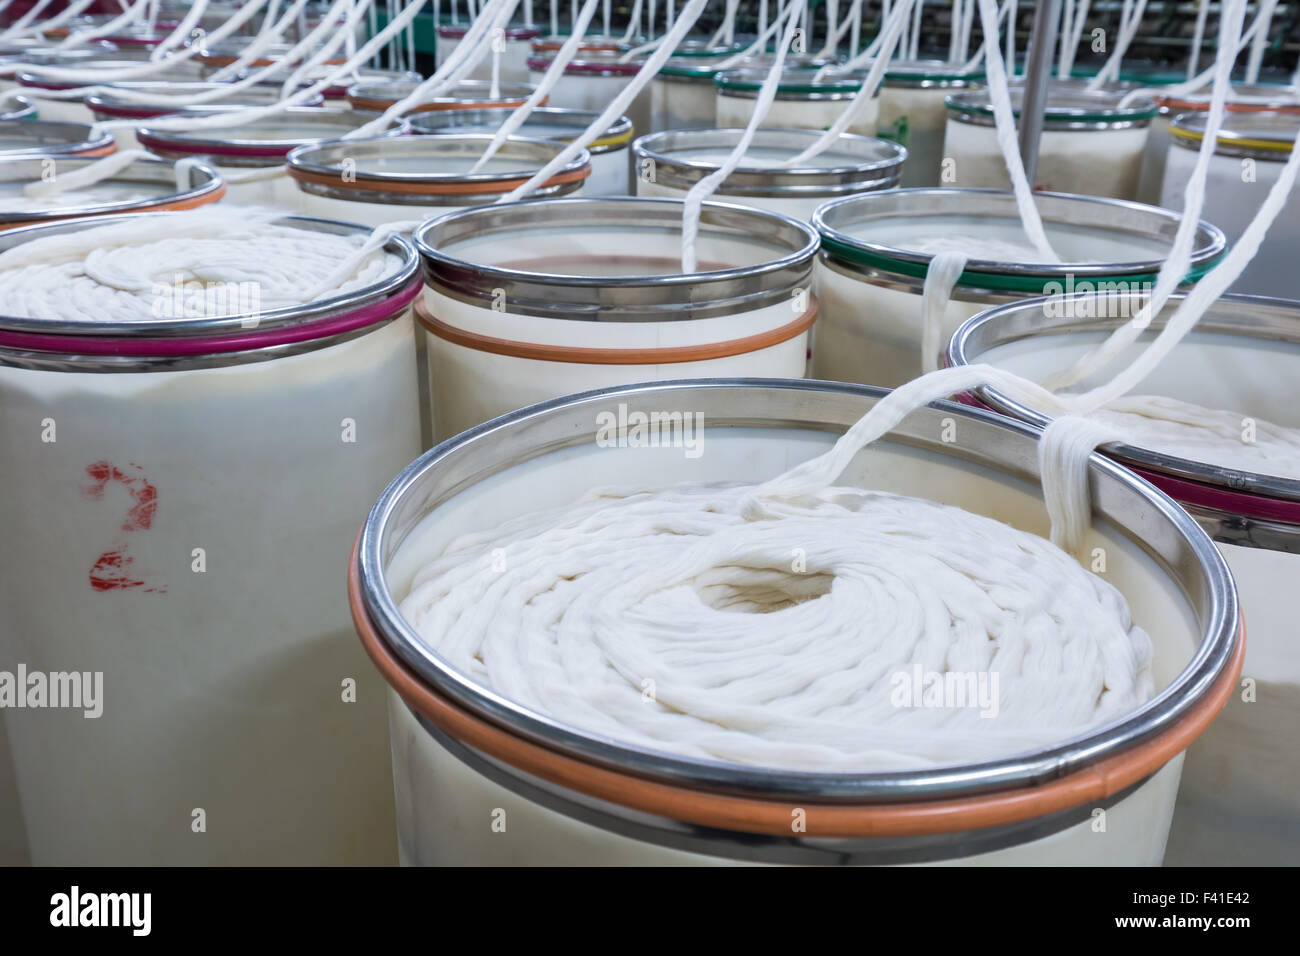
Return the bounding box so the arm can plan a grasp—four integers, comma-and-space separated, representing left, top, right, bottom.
0, 279, 422, 358
135, 132, 302, 159
90, 104, 167, 120
954, 390, 1300, 527
1133, 466, 1300, 526
526, 57, 641, 75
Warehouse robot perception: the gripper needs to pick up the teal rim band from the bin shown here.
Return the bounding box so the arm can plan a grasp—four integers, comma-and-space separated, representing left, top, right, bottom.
945, 101, 1159, 122
819, 234, 1224, 293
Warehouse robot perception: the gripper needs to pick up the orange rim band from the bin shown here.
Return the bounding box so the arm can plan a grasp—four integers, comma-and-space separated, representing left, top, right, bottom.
348, 532, 1245, 840
288, 162, 590, 195
415, 294, 819, 364
0, 183, 225, 231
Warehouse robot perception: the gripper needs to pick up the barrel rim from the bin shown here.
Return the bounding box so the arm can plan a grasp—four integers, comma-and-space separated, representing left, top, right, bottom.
632, 127, 906, 196
135, 106, 391, 158
0, 211, 421, 345
1169, 109, 1299, 158
945, 86, 1159, 126
84, 82, 326, 119
714, 67, 869, 97
0, 154, 224, 225
813, 188, 1227, 292
948, 290, 1300, 513
406, 105, 634, 152
0, 117, 117, 157
354, 378, 1240, 808
345, 78, 538, 111
412, 196, 819, 319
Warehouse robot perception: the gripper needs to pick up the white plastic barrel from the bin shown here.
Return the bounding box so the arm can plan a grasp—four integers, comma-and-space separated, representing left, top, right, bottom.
350, 379, 1241, 866
810, 188, 1225, 389
1161, 111, 1300, 300
346, 78, 538, 117
287, 133, 590, 226
0, 213, 423, 864
311, 68, 421, 107
0, 154, 224, 229
0, 42, 116, 97
649, 39, 745, 132
527, 51, 652, 143
195, 40, 346, 80
18, 50, 205, 124
0, 118, 117, 159
633, 127, 905, 220
1135, 84, 1300, 205
943, 86, 1157, 200
949, 292, 1300, 866
840, 60, 982, 187
715, 67, 879, 137
85, 82, 327, 150
408, 106, 634, 196
437, 24, 540, 82
136, 107, 404, 209
412, 197, 819, 440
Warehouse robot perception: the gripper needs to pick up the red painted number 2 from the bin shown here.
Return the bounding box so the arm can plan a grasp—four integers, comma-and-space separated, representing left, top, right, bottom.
82, 461, 166, 594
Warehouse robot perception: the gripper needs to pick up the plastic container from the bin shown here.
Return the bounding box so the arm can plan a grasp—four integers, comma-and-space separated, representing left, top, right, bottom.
136, 107, 404, 209
346, 78, 538, 116
17, 50, 205, 124
350, 378, 1241, 865
85, 81, 326, 149
312, 67, 421, 104
408, 106, 633, 196
526, 50, 651, 142
0, 213, 423, 864
633, 127, 904, 220
950, 291, 1300, 866
412, 196, 819, 439
436, 24, 540, 82
196, 40, 347, 75
0, 118, 117, 159
810, 188, 1225, 388
649, 38, 747, 132
1161, 111, 1300, 300
288, 134, 590, 226
943, 86, 1158, 200
833, 60, 982, 187
715, 67, 878, 137
1136, 83, 1300, 204
0, 154, 223, 228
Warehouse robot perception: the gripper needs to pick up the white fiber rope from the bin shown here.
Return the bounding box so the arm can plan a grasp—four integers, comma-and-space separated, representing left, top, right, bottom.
1088, 0, 1147, 88
18, 149, 200, 198
679, 0, 804, 272
1044, 0, 1246, 390
496, 0, 707, 202
469, 0, 600, 173
0, 206, 399, 321
919, 250, 968, 374
397, 361, 1150, 772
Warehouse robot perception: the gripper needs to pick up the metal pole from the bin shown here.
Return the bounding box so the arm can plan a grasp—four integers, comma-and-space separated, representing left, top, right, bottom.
1017, 0, 1063, 186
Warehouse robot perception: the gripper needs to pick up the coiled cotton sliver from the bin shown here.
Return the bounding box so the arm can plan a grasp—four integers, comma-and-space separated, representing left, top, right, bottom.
1088, 394, 1300, 479
400, 482, 1155, 771
0, 207, 400, 321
